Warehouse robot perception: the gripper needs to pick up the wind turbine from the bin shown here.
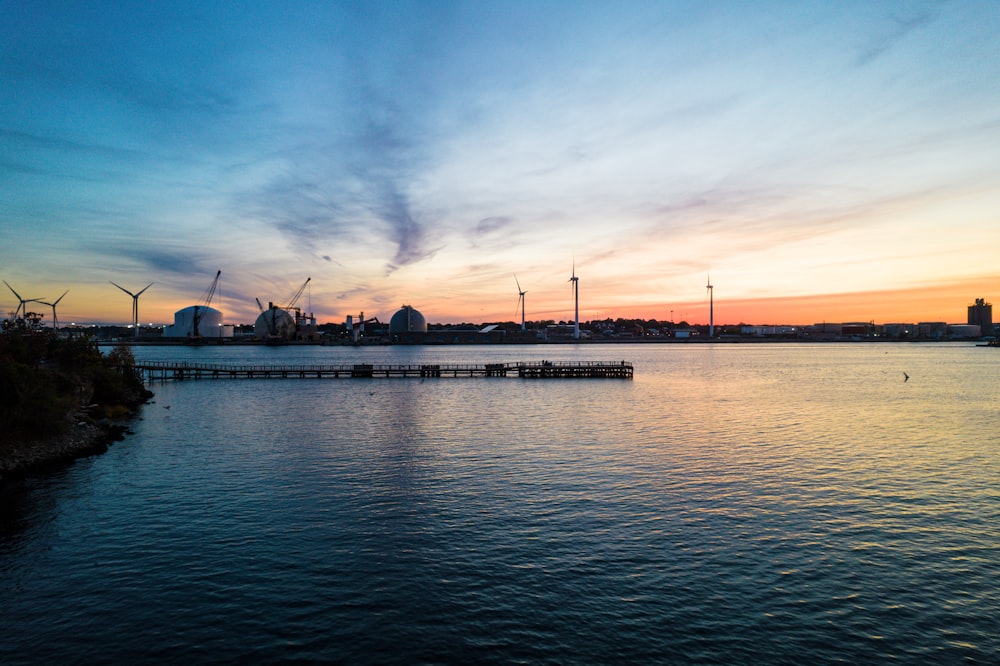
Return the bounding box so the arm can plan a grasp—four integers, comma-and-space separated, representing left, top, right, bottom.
569, 261, 580, 340
514, 274, 526, 332
706, 274, 714, 338
39, 290, 69, 331
110, 281, 154, 335
4, 280, 43, 319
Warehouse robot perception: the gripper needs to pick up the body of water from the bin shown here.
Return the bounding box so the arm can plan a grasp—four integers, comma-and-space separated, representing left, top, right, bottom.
2, 343, 999, 663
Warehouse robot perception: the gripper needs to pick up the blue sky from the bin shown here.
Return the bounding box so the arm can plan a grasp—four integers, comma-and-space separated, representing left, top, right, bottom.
2, 1, 999, 325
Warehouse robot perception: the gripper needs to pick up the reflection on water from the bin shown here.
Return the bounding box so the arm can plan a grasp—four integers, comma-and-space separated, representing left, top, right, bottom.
2, 343, 999, 663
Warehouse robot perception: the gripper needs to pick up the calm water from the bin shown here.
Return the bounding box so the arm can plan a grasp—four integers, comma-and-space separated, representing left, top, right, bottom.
2, 343, 999, 664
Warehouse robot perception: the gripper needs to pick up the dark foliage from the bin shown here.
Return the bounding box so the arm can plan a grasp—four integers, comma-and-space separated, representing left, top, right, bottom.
0, 333, 148, 444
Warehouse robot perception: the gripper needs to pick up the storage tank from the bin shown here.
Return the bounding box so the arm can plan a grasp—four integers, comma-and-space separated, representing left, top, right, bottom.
948, 324, 981, 339
254, 306, 297, 340
389, 305, 427, 334
163, 305, 232, 338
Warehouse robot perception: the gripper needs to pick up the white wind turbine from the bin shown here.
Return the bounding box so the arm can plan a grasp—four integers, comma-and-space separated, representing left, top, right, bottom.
39, 290, 69, 331
569, 261, 580, 340
110, 281, 154, 335
514, 274, 526, 332
706, 274, 714, 338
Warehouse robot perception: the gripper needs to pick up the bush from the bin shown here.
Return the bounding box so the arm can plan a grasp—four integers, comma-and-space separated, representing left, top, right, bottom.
0, 333, 149, 444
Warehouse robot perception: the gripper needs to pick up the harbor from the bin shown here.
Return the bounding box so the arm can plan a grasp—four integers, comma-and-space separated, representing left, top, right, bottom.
135, 359, 634, 381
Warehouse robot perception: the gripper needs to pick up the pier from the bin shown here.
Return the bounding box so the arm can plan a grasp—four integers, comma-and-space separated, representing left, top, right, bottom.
136, 360, 633, 381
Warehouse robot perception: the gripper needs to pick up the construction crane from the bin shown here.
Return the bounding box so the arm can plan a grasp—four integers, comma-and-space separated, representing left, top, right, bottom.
286, 277, 310, 309
254, 278, 314, 343
286, 277, 312, 327
191, 270, 221, 339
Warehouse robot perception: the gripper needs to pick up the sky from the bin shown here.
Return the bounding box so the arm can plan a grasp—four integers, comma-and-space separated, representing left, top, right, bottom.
2, 0, 999, 327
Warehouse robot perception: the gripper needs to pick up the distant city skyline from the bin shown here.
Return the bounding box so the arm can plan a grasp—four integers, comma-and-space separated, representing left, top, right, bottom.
2, 1, 999, 326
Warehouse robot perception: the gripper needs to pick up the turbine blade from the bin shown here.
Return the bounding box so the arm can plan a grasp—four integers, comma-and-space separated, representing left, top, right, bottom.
4, 280, 22, 301
136, 282, 154, 296
110, 281, 134, 297
53, 290, 69, 305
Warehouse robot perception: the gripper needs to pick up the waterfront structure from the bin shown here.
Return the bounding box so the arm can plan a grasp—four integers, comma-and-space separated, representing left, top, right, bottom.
163, 306, 234, 339
253, 277, 318, 342
968, 298, 993, 336
254, 304, 297, 340
917, 322, 948, 340
389, 305, 428, 336
947, 324, 981, 339
135, 359, 633, 380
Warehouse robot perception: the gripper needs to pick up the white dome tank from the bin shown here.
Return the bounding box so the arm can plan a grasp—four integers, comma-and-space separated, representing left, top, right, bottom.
389, 305, 427, 334
254, 307, 297, 339
163, 305, 229, 338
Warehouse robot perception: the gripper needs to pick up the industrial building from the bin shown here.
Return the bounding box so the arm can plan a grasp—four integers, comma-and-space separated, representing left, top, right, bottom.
968, 298, 993, 336
388, 305, 428, 343
163, 305, 234, 339
254, 303, 318, 342
253, 278, 318, 343
389, 305, 427, 334
162, 270, 233, 340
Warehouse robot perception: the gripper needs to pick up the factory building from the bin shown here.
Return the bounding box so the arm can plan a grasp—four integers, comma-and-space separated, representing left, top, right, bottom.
968, 298, 993, 336
163, 305, 234, 339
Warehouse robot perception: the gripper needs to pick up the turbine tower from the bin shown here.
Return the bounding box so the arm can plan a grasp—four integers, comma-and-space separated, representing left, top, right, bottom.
569, 262, 580, 340
4, 280, 43, 319
39, 290, 69, 331
514, 274, 526, 332
706, 274, 714, 338
110, 281, 154, 335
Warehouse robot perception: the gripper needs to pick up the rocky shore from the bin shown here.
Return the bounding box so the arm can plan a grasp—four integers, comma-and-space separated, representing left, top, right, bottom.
0, 417, 133, 482
0, 333, 153, 483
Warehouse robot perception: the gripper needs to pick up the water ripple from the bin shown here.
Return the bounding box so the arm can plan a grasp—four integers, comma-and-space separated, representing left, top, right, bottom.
2, 343, 999, 663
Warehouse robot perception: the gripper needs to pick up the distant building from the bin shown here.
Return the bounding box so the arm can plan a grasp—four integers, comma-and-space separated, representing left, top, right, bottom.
968, 298, 993, 336
389, 305, 427, 334
883, 323, 915, 338
163, 306, 234, 339
388, 305, 428, 343
948, 324, 981, 339
740, 326, 797, 337
917, 322, 948, 340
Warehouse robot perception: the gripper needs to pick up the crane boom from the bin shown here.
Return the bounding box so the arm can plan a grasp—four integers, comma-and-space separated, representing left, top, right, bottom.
286, 277, 310, 309
203, 270, 221, 307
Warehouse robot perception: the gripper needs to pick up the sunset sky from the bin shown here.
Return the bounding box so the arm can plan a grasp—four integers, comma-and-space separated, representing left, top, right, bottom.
2, 1, 998, 327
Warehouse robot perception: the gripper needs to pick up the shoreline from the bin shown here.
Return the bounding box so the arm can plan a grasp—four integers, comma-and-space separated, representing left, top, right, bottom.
98, 337, 988, 346
0, 418, 134, 484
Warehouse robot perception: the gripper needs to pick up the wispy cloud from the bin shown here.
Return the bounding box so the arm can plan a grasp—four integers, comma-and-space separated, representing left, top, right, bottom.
854, 9, 936, 67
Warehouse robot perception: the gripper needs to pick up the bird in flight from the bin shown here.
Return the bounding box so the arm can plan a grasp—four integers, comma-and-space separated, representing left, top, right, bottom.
903, 372, 910, 382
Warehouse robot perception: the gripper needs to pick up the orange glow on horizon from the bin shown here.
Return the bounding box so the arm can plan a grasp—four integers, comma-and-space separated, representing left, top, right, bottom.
12, 275, 997, 329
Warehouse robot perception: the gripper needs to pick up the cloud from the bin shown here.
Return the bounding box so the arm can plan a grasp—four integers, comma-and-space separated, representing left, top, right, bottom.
374, 183, 432, 268
124, 247, 214, 277
472, 216, 513, 236
854, 9, 936, 67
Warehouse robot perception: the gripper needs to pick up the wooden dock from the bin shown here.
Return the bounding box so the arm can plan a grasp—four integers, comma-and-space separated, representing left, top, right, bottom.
135, 360, 633, 381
